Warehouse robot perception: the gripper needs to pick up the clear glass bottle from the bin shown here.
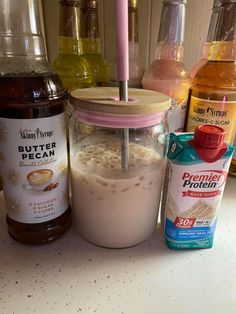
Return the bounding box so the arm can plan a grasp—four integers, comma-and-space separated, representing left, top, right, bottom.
142, 0, 190, 132
53, 0, 93, 91
0, 0, 71, 244
69, 87, 170, 248
189, 0, 222, 82
185, 0, 236, 146
80, 0, 110, 86
128, 0, 144, 87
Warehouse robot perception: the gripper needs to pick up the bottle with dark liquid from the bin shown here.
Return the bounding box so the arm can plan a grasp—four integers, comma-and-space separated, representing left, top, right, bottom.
0, 0, 71, 244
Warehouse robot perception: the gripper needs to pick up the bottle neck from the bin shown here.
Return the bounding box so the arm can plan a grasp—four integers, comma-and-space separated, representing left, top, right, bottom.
209, 41, 236, 60
214, 1, 236, 42
202, 42, 211, 58
206, 4, 222, 43
158, 1, 186, 45
80, 6, 101, 54
156, 1, 186, 61
129, 42, 140, 59
155, 43, 184, 61
58, 3, 83, 54
129, 5, 138, 43
0, 0, 46, 58
209, 2, 236, 60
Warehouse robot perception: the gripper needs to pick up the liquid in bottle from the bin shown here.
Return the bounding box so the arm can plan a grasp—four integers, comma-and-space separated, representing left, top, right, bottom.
53, 0, 93, 91
185, 0, 236, 146
142, 0, 190, 132
0, 0, 71, 244
80, 0, 110, 86
189, 0, 222, 82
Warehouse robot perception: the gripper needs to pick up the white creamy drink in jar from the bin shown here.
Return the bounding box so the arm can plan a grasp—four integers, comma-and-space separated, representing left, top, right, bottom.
69, 87, 171, 248
71, 140, 165, 248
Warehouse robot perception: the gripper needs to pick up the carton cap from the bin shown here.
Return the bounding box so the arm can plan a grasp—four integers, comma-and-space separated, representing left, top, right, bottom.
194, 125, 225, 148
190, 125, 228, 163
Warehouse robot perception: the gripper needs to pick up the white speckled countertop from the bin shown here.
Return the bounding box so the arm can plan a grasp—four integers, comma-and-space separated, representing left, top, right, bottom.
0, 177, 235, 314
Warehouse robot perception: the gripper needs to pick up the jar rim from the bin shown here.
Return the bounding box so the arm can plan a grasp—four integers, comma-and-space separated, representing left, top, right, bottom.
74, 108, 165, 128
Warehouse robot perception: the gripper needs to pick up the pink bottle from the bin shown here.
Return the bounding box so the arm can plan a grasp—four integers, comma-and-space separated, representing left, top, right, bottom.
142, 0, 190, 132
189, 0, 222, 82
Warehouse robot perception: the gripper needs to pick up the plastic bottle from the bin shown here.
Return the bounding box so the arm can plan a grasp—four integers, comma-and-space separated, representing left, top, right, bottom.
0, 0, 71, 244
53, 0, 93, 91
142, 0, 190, 132
80, 0, 110, 86
189, 0, 222, 82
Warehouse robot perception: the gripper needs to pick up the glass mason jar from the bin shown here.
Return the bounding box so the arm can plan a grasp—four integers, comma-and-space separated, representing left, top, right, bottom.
69, 87, 171, 248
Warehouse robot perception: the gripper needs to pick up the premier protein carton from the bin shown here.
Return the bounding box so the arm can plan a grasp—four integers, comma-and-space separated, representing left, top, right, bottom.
164, 125, 234, 249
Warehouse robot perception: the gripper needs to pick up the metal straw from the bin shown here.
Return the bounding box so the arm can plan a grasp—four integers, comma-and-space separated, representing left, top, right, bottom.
119, 81, 129, 171
115, 0, 129, 171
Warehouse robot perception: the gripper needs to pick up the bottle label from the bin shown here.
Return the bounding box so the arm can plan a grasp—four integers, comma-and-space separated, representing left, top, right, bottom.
0, 114, 69, 223
186, 96, 236, 144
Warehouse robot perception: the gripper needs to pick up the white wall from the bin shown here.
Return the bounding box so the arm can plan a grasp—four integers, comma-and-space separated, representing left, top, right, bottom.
42, 0, 213, 71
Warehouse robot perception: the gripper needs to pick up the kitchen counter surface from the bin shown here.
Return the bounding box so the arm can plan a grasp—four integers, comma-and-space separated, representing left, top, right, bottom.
0, 177, 235, 314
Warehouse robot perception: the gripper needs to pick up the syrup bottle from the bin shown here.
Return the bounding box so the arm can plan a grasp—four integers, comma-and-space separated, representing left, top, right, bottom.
0, 0, 71, 244
189, 0, 222, 82
142, 0, 190, 132
128, 0, 144, 87
53, 0, 93, 91
185, 0, 236, 144
80, 0, 110, 86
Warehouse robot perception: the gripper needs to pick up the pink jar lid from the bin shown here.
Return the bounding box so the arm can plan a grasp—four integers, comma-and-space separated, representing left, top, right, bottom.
69, 87, 171, 128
